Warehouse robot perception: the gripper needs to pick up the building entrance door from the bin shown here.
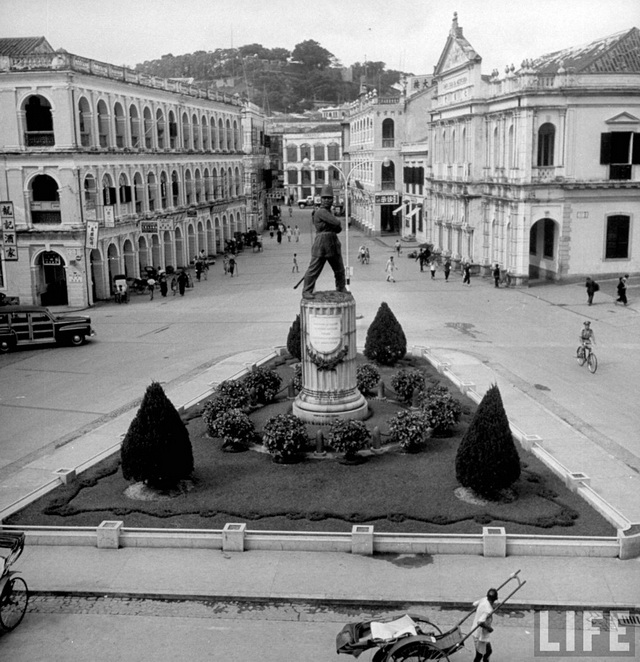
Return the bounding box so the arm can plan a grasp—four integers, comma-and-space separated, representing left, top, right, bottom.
38, 252, 68, 306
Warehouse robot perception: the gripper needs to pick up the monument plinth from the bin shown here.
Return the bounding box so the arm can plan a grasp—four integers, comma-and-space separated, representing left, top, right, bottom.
292, 291, 368, 424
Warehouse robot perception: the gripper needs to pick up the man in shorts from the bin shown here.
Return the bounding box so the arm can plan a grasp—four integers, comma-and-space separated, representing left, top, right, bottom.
472, 588, 499, 662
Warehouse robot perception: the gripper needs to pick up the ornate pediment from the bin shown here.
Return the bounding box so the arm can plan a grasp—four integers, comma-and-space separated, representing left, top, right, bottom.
441, 42, 469, 72
605, 112, 640, 125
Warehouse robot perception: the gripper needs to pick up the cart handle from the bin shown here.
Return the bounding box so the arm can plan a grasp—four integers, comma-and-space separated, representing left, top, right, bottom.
455, 569, 526, 638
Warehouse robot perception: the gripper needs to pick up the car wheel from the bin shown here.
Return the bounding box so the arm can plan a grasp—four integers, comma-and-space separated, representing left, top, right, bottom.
70, 334, 85, 346
0, 339, 12, 353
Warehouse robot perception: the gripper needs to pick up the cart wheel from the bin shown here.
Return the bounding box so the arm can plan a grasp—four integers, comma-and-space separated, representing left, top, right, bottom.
386, 641, 449, 662
0, 577, 29, 632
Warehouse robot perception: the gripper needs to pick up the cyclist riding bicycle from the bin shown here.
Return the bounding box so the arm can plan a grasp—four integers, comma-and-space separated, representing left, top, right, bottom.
579, 321, 596, 349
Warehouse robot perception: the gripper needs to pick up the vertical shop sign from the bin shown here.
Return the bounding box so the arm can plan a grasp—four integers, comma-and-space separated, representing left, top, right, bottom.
1, 201, 18, 260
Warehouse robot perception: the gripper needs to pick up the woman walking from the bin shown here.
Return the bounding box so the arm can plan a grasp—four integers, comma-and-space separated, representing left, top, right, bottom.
462, 262, 471, 286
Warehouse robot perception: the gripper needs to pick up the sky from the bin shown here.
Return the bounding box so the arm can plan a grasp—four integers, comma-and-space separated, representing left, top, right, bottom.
1, 0, 638, 75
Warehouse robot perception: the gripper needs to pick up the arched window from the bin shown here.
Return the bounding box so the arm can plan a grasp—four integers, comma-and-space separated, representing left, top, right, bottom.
201, 114, 209, 150
78, 97, 92, 147
382, 119, 395, 148
156, 109, 165, 149
287, 145, 298, 162
234, 167, 241, 196
185, 169, 193, 205
25, 95, 54, 147
171, 171, 180, 206
314, 144, 325, 161
31, 174, 60, 224
537, 123, 555, 166
97, 100, 110, 147
327, 143, 339, 161
225, 119, 231, 151
508, 125, 514, 169
195, 168, 202, 203
133, 172, 144, 213
287, 169, 298, 185
160, 171, 168, 209
168, 110, 177, 149
143, 107, 153, 149
83, 175, 97, 209
118, 173, 132, 213
493, 127, 500, 167
192, 113, 200, 150
147, 172, 157, 211
300, 143, 311, 161
203, 168, 212, 201
381, 161, 395, 190
129, 104, 141, 148
114, 103, 125, 148
218, 118, 224, 150
182, 112, 190, 149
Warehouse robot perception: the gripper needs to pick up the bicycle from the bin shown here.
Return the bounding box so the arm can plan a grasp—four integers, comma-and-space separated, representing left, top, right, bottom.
576, 342, 598, 374
0, 532, 29, 633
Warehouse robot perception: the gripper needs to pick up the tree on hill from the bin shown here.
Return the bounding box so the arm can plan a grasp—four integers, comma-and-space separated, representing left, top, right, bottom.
364, 302, 407, 366
292, 40, 336, 70
455, 384, 521, 499
121, 382, 194, 489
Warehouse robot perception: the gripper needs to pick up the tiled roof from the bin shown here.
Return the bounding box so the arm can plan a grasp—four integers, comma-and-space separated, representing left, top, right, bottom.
529, 27, 640, 74
0, 37, 54, 57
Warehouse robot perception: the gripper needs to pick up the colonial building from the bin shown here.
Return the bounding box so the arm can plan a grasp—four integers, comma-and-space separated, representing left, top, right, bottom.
424, 15, 640, 283
0, 38, 269, 307
342, 90, 404, 235
281, 125, 343, 203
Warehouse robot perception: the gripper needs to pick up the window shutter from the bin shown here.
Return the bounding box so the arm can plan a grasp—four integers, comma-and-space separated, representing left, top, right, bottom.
600, 133, 611, 165
119, 186, 132, 203
169, 122, 178, 137
172, 181, 179, 196
103, 187, 116, 205
632, 133, 640, 165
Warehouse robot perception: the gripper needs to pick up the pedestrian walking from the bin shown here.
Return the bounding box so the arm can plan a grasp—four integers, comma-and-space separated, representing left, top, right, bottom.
158, 271, 168, 297
430, 260, 437, 279
223, 253, 229, 276
385, 255, 397, 282
394, 239, 402, 256
177, 269, 189, 296
286, 225, 293, 242
269, 223, 275, 239
276, 228, 283, 244
462, 262, 471, 286
170, 275, 178, 296
585, 276, 599, 305
195, 260, 203, 282
147, 277, 156, 300
228, 255, 236, 277
292, 253, 299, 273
492, 263, 501, 288
444, 258, 451, 281
288, 206, 293, 218
294, 225, 300, 242
471, 588, 500, 662
616, 274, 629, 306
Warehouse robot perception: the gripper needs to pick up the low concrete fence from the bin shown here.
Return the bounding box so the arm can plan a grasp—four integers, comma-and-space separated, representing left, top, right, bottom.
0, 523, 620, 559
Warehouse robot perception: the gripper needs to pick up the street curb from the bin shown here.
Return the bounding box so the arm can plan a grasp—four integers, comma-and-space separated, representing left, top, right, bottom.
27, 590, 639, 614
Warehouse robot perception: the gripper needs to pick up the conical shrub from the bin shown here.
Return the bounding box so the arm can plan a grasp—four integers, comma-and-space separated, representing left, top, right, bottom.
363, 302, 407, 366
286, 314, 302, 360
121, 381, 194, 489
455, 384, 520, 498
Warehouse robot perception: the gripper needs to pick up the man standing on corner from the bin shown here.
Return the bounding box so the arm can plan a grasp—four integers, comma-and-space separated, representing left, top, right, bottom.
301, 185, 347, 299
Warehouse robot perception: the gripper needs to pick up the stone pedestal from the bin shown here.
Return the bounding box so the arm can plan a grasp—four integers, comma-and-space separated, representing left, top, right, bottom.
292, 291, 368, 424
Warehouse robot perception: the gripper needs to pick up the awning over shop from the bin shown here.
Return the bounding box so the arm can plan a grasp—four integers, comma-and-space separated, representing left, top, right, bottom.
406, 206, 422, 218
392, 205, 404, 215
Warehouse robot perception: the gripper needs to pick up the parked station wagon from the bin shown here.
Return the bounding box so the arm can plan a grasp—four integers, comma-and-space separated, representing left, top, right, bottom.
0, 306, 95, 353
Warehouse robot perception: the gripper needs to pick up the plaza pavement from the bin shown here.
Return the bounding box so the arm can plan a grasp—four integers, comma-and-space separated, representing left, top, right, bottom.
1, 217, 640, 612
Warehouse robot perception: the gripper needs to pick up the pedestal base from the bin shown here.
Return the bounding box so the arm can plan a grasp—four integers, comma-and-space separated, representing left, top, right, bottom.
292, 388, 369, 424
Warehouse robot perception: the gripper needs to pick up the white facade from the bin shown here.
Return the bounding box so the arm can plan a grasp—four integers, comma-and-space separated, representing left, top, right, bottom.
282, 127, 342, 202
0, 47, 256, 307
423, 15, 640, 283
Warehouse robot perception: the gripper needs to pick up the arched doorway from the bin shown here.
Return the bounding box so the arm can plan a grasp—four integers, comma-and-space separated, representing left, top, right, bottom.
89, 248, 107, 301
529, 218, 559, 280
137, 236, 149, 275
163, 230, 173, 269
151, 234, 161, 269
36, 250, 68, 306
107, 243, 120, 292
187, 224, 196, 263
175, 227, 184, 267
123, 239, 136, 277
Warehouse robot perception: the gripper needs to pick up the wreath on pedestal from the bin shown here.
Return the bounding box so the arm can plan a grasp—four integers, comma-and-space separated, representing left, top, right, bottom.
306, 344, 349, 371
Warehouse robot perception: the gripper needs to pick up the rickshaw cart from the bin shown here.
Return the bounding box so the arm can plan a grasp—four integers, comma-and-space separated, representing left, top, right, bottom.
0, 532, 29, 633
336, 571, 526, 662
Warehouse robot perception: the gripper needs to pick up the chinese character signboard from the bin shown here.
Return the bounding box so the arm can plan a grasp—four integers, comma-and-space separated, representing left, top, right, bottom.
104, 206, 115, 228
140, 221, 158, 234
86, 220, 99, 249
374, 193, 399, 205
0, 201, 18, 260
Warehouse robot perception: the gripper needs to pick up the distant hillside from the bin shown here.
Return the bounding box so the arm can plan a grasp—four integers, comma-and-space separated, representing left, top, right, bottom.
134, 41, 409, 113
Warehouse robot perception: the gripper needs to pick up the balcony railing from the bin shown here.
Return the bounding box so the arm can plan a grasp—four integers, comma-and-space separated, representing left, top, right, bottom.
610, 165, 632, 180
25, 131, 55, 147
382, 139, 395, 148
381, 181, 395, 190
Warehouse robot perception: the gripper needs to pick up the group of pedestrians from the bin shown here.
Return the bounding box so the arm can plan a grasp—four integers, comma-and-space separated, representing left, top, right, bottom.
583, 273, 630, 306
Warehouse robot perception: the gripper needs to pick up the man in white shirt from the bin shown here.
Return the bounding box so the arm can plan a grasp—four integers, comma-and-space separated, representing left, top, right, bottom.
471, 588, 499, 662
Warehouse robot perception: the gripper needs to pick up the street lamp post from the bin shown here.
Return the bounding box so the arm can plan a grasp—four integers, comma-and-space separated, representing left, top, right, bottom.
302, 157, 389, 288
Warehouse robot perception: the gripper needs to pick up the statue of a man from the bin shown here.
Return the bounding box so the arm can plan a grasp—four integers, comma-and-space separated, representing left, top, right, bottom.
301, 185, 347, 299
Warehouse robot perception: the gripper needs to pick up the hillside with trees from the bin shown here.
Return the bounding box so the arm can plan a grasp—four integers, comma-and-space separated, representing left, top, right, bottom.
135, 39, 409, 114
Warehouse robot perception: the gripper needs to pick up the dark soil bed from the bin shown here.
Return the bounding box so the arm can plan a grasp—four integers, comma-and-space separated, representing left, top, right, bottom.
6, 355, 616, 536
